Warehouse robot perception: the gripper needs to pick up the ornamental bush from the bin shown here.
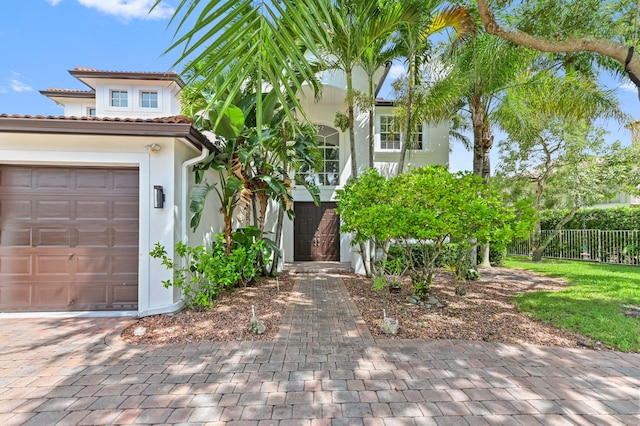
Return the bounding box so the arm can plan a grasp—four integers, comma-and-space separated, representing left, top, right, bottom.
150, 228, 271, 310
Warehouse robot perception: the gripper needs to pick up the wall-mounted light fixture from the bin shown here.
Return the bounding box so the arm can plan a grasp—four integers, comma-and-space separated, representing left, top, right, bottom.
154, 185, 165, 209
145, 143, 161, 153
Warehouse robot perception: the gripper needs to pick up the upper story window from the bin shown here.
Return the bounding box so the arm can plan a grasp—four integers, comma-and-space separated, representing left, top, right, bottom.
87, 108, 96, 117
380, 115, 400, 150
379, 115, 423, 151
297, 125, 340, 186
110, 90, 128, 107
140, 91, 158, 108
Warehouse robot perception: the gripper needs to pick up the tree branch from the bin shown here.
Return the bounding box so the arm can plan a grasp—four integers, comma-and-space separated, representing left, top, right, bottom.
476, 0, 640, 96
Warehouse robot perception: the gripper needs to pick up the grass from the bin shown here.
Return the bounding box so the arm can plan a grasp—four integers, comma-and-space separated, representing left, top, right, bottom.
505, 256, 640, 352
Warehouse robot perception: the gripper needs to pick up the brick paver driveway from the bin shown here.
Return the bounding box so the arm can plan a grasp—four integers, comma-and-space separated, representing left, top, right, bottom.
1, 273, 638, 425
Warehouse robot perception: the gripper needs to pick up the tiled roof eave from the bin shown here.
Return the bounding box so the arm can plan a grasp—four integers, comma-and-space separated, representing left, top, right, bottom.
0, 114, 213, 151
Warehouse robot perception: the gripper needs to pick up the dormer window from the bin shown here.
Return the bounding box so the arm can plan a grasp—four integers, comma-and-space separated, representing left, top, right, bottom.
110, 90, 128, 107
140, 91, 158, 108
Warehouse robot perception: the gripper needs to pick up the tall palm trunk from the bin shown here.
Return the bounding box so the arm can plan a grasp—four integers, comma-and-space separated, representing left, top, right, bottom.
397, 54, 415, 176
347, 69, 358, 179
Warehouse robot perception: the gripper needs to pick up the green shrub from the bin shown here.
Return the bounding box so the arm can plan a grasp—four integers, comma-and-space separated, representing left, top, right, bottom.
541, 207, 640, 230
150, 232, 268, 310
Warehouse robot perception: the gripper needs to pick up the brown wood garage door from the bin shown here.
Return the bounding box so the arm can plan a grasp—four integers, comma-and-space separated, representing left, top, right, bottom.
0, 165, 139, 311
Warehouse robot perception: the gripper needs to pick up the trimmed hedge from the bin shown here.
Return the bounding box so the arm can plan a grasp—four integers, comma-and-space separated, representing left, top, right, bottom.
541, 207, 640, 230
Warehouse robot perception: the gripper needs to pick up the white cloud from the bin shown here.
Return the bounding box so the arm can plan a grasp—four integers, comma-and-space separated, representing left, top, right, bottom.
45, 0, 62, 5
619, 78, 637, 93
387, 63, 407, 81
8, 72, 32, 93
10, 79, 32, 93
76, 0, 175, 20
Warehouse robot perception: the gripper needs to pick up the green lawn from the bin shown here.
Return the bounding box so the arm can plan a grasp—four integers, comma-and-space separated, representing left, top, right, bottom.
505, 257, 640, 352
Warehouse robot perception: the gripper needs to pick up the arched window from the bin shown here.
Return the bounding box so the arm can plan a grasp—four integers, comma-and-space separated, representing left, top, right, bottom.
298, 125, 340, 186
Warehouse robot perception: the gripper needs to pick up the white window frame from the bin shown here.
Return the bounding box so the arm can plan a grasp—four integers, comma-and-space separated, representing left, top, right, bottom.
109, 90, 129, 108
377, 114, 425, 152
139, 91, 159, 109
134, 87, 163, 113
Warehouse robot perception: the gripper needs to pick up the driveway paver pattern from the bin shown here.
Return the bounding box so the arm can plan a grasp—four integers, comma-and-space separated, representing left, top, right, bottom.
0, 273, 638, 425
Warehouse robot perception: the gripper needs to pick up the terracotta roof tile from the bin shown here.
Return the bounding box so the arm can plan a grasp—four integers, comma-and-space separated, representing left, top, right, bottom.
0, 114, 193, 124
71, 67, 179, 76
43, 88, 95, 94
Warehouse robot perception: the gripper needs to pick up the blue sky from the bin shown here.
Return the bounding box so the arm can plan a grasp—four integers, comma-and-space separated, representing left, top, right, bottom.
0, 1, 638, 172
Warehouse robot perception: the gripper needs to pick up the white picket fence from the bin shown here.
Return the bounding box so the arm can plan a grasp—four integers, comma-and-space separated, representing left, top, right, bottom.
508, 229, 640, 265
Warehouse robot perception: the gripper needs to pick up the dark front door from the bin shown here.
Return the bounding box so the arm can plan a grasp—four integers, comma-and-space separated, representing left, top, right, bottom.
294, 202, 340, 261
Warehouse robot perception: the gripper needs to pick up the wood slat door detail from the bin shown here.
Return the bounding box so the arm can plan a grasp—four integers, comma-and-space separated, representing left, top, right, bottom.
294, 202, 340, 261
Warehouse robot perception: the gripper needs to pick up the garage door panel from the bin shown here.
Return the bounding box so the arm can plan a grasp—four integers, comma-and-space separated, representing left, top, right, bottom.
33, 228, 70, 246
75, 170, 109, 190
76, 228, 111, 247
113, 254, 138, 274
113, 200, 139, 220
0, 286, 32, 306
0, 254, 32, 274
36, 201, 71, 220
76, 255, 109, 275
35, 170, 70, 190
34, 283, 71, 306
0, 228, 32, 246
113, 285, 137, 305
0, 165, 139, 312
36, 255, 71, 275
0, 200, 32, 219
75, 285, 108, 306
75, 201, 110, 220
0, 168, 31, 189
113, 171, 139, 191
113, 228, 138, 246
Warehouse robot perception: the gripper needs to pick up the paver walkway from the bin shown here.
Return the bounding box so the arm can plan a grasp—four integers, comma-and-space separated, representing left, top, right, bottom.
0, 273, 638, 425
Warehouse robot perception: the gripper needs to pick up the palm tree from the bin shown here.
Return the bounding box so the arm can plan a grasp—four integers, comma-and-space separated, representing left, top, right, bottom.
152, 0, 332, 134
322, 0, 420, 178
388, 2, 474, 175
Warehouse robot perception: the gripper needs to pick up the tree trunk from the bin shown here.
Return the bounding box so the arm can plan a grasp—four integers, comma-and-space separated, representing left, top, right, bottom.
269, 204, 285, 276
347, 69, 358, 179
368, 76, 375, 169
477, 0, 640, 97
398, 54, 415, 176
531, 205, 580, 262
479, 243, 492, 268
471, 96, 485, 176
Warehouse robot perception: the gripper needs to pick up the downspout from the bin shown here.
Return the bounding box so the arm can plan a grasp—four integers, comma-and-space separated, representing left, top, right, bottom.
181, 147, 209, 242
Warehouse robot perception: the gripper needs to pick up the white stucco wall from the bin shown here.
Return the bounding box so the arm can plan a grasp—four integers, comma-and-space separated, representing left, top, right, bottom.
55, 79, 182, 119
0, 132, 208, 316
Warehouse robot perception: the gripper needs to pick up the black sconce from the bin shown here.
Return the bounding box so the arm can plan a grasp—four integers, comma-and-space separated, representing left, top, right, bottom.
154, 185, 165, 209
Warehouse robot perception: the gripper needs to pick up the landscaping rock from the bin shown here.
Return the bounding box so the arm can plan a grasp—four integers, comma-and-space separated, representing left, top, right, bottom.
380, 317, 399, 335
406, 295, 421, 304
133, 327, 147, 337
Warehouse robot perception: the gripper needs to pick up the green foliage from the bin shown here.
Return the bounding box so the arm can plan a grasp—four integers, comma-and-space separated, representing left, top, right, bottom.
150, 233, 267, 310
465, 269, 480, 281
541, 207, 640, 230
337, 166, 532, 290
506, 257, 640, 352
371, 276, 386, 291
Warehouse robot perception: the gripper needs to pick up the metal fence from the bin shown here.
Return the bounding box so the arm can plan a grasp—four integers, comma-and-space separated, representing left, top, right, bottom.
508, 229, 640, 265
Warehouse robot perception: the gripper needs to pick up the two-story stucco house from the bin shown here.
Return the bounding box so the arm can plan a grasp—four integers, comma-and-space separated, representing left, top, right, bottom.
0, 66, 449, 316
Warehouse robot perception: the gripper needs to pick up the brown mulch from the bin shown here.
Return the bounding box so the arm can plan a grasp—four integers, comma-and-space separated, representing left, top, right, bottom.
122, 267, 613, 351
121, 274, 294, 344
343, 267, 613, 351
